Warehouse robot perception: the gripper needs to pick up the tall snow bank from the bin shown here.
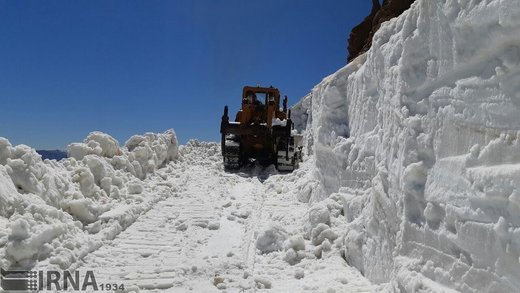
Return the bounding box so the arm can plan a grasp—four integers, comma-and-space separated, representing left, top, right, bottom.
294, 0, 520, 291
0, 130, 179, 270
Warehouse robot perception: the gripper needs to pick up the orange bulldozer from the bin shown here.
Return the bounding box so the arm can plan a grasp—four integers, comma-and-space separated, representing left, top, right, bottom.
220, 86, 302, 171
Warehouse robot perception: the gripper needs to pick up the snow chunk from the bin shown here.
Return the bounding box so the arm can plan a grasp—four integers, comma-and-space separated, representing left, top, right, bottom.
0, 165, 17, 217
62, 199, 97, 223
254, 277, 272, 289
255, 224, 288, 254
6, 213, 69, 265
72, 167, 98, 198
68, 132, 121, 160
9, 217, 31, 241
283, 248, 299, 265
68, 140, 102, 160
294, 268, 305, 279
305, 203, 331, 238
5, 145, 46, 196
311, 223, 337, 245
0, 137, 12, 165
308, 203, 330, 227
284, 234, 305, 251
85, 132, 121, 158
128, 181, 144, 194
125, 129, 178, 179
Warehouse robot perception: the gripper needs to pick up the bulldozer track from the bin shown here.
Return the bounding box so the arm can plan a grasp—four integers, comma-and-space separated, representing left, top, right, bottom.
76, 145, 269, 292
74, 144, 376, 292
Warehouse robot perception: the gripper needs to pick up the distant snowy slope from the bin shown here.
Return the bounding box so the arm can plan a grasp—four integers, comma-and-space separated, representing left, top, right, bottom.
293, 0, 520, 291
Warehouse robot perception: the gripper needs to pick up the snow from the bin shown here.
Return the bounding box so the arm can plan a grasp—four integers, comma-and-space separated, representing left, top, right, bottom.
271, 118, 287, 127
255, 224, 288, 254
0, 165, 17, 217
68, 131, 121, 160
0, 130, 179, 271
284, 234, 306, 252
0, 0, 518, 292
290, 0, 520, 291
307, 202, 331, 228
72, 142, 377, 292
68, 141, 102, 161
125, 130, 179, 178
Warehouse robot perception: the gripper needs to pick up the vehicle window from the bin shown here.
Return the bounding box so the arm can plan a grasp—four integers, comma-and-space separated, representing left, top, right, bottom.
253, 93, 266, 106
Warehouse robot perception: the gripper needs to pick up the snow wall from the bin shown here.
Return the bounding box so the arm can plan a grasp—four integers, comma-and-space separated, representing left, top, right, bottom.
0, 130, 178, 270
293, 0, 520, 291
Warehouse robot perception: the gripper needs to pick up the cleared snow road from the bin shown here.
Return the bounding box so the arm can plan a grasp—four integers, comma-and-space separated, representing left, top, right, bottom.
79, 142, 377, 292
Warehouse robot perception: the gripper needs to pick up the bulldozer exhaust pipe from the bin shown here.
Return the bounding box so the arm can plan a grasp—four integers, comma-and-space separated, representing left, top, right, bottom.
221, 106, 229, 153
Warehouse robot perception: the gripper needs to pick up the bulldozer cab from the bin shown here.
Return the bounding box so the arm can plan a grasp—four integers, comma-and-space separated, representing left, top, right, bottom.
243, 91, 265, 106
242, 86, 279, 106
239, 86, 284, 128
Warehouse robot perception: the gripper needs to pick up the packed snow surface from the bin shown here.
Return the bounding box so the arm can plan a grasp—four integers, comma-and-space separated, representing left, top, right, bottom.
79, 142, 378, 292
292, 0, 520, 291
0, 135, 378, 292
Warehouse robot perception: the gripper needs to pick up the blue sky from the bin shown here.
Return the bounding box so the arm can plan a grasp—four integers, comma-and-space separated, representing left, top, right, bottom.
0, 0, 371, 149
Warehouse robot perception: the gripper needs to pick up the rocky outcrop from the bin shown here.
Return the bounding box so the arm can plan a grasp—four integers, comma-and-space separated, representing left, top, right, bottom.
347, 0, 415, 62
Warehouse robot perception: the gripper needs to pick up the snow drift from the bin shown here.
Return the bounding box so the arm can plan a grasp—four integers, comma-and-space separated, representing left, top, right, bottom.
0, 130, 178, 271
293, 0, 520, 291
